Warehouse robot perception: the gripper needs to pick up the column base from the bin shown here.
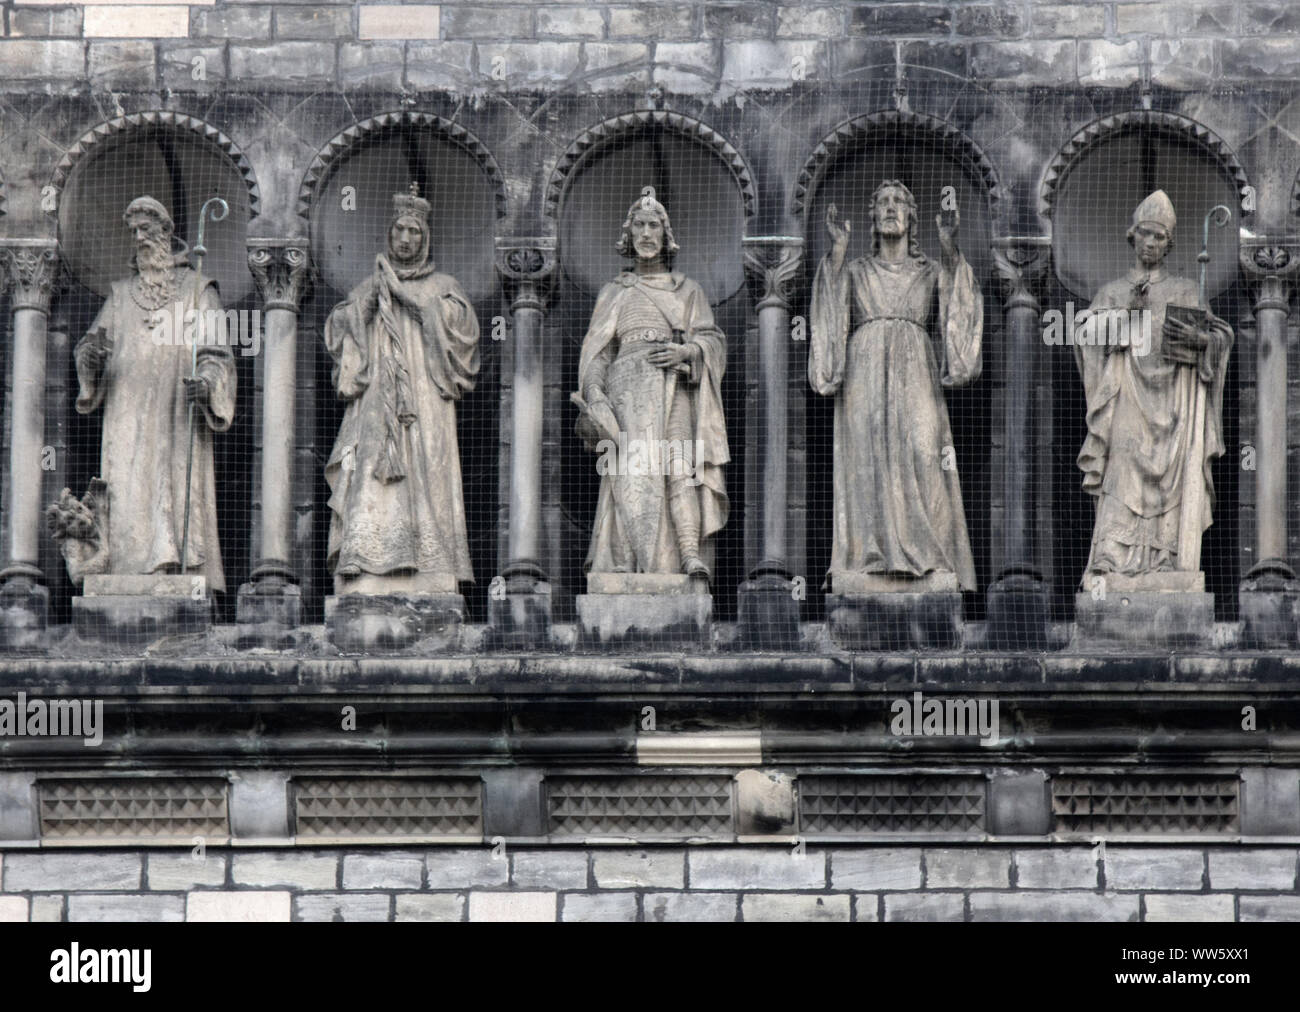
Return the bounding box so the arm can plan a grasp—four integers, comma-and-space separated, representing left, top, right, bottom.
737, 566, 800, 650
325, 593, 465, 653
1073, 575, 1214, 649
577, 573, 711, 649
73, 580, 212, 644
985, 568, 1049, 650
487, 568, 552, 650
236, 578, 302, 627
826, 592, 963, 650
1239, 559, 1300, 649
0, 576, 48, 652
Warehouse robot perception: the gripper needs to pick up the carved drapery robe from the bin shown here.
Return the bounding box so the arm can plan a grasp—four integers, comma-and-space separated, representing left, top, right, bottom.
576, 271, 729, 575
809, 251, 982, 589
74, 268, 235, 591
1075, 267, 1233, 575
324, 255, 480, 580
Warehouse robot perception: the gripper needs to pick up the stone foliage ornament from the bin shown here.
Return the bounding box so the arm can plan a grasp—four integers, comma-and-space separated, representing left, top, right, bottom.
572, 185, 730, 583
809, 179, 983, 592
322, 182, 481, 590
54, 195, 236, 591
1075, 190, 1234, 581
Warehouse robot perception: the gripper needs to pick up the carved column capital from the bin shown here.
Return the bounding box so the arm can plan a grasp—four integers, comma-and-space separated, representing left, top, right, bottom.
1239, 239, 1300, 312
247, 239, 312, 312
495, 238, 557, 312
991, 236, 1051, 310
742, 236, 804, 312
0, 239, 60, 316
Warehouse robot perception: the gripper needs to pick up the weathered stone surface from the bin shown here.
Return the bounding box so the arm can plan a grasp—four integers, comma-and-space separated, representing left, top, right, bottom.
294, 893, 391, 922
72, 595, 212, 644
956, 3, 1026, 37
583, 42, 650, 90
539, 6, 603, 39
0, 40, 85, 83
29, 896, 64, 922
325, 594, 465, 653
1106, 848, 1206, 891
778, 6, 844, 38
560, 892, 639, 922
969, 40, 1075, 85
232, 852, 338, 890
1077, 39, 1143, 84
704, 3, 774, 39
147, 853, 227, 891
1143, 893, 1235, 921
193, 7, 272, 39
342, 853, 424, 890
478, 42, 580, 84
643, 891, 738, 922
468, 891, 556, 922
1239, 895, 1300, 920
884, 892, 966, 922
0, 896, 29, 922
425, 849, 509, 889
1207, 849, 1297, 891
1030, 3, 1105, 36
1241, 769, 1300, 835
737, 576, 801, 650
405, 41, 476, 90
87, 40, 157, 88
721, 40, 824, 87
925, 848, 1010, 889
742, 893, 850, 922
4, 852, 141, 892
230, 772, 290, 842
735, 770, 796, 835
160, 44, 227, 90
511, 851, 589, 890
971, 893, 1139, 921
593, 850, 686, 890
576, 592, 711, 649
359, 4, 440, 40
276, 7, 352, 38
229, 42, 337, 85
187, 891, 291, 922
0, 580, 46, 653
831, 850, 923, 891
690, 848, 826, 890
487, 585, 552, 650
1013, 848, 1099, 890
1073, 592, 1215, 650
68, 894, 185, 922
339, 42, 405, 89
610, 5, 696, 41
84, 6, 189, 37
394, 893, 465, 922
653, 41, 720, 93
989, 773, 1051, 836
826, 593, 962, 650
9, 8, 84, 38
850, 4, 951, 35
444, 6, 536, 40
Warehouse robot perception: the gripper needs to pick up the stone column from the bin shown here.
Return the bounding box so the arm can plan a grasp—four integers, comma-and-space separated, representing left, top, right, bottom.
987, 236, 1051, 649
489, 239, 556, 648
1238, 240, 1300, 646
738, 236, 803, 649
237, 239, 311, 629
0, 240, 58, 651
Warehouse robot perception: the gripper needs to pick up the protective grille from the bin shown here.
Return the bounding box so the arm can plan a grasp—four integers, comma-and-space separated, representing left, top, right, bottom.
39, 778, 228, 841
1051, 775, 1240, 833
294, 777, 483, 839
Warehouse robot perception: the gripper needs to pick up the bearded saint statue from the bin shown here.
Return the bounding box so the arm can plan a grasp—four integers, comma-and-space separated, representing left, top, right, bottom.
323, 182, 481, 586
70, 195, 235, 590
573, 186, 730, 583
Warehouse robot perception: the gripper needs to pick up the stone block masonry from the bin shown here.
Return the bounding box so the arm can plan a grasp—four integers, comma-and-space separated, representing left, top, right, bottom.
2, 845, 1296, 921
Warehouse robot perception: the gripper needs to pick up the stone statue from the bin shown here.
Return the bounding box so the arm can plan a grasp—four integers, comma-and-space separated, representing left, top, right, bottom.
809, 179, 982, 591
1075, 190, 1233, 580
323, 183, 480, 588
59, 196, 236, 591
573, 186, 729, 582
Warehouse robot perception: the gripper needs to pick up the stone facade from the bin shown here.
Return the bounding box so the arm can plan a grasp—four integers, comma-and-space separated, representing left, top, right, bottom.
3, 2, 1300, 921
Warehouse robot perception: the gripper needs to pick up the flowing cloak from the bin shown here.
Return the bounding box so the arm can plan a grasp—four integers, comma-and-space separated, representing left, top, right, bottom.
74, 268, 235, 591
323, 255, 480, 580
809, 250, 982, 590
1074, 267, 1232, 574
576, 271, 730, 574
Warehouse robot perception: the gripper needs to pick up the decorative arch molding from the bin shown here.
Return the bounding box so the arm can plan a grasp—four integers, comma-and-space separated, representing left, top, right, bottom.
49, 112, 261, 216
297, 111, 507, 222
1040, 111, 1249, 221
793, 110, 1002, 219
544, 110, 757, 221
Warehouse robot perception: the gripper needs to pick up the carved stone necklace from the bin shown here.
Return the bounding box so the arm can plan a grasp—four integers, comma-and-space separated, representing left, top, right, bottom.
129, 270, 182, 313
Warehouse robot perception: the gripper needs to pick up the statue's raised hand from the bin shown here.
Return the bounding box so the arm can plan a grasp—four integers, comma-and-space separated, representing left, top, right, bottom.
827, 203, 851, 272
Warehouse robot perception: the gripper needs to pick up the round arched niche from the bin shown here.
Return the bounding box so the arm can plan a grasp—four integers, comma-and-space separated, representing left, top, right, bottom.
548, 113, 754, 304
1042, 112, 1247, 302
301, 113, 503, 302
795, 111, 999, 285
54, 113, 257, 305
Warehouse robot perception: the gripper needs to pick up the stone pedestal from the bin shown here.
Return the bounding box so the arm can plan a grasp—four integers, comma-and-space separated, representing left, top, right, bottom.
737, 568, 800, 650
0, 575, 48, 652
487, 564, 552, 649
1238, 560, 1300, 649
985, 568, 1049, 650
1073, 571, 1214, 649
236, 576, 303, 627
73, 574, 212, 643
826, 571, 963, 650
326, 573, 464, 652
577, 573, 711, 649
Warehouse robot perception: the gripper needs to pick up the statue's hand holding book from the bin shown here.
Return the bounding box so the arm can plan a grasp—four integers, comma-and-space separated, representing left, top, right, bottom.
1162, 304, 1212, 366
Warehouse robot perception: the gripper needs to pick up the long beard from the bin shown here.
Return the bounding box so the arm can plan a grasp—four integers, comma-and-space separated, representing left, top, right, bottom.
136, 239, 177, 299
